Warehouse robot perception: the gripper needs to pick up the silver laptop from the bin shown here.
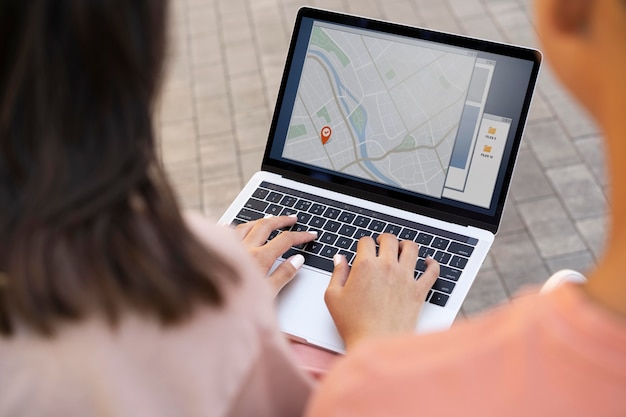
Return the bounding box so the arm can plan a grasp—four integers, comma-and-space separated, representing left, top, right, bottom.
219, 7, 541, 353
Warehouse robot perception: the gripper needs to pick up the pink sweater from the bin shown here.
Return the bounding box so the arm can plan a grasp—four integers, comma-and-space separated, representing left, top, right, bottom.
0, 212, 312, 417
305, 283, 626, 417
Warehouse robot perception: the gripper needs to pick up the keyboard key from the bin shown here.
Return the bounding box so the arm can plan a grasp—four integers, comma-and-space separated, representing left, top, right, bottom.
384, 224, 402, 236
268, 230, 280, 241
303, 252, 335, 273
450, 255, 468, 269
309, 203, 326, 215
305, 241, 323, 254
414, 271, 423, 280
350, 240, 359, 252
415, 233, 434, 245
418, 247, 435, 258
280, 196, 297, 207
320, 245, 339, 258
230, 218, 246, 227
368, 220, 386, 232
244, 198, 269, 212
297, 212, 312, 224
266, 192, 283, 203
309, 216, 326, 228
335, 236, 354, 249
432, 278, 456, 294
429, 292, 449, 307
353, 215, 371, 228
448, 242, 474, 257
399, 228, 418, 241
236, 208, 264, 222
432, 237, 450, 250
338, 224, 357, 237
433, 251, 451, 265
323, 220, 341, 233
265, 204, 282, 216
294, 199, 312, 211
415, 258, 427, 272
323, 207, 341, 219
280, 207, 297, 216
354, 228, 371, 239
320, 232, 338, 245
252, 188, 269, 199
439, 266, 462, 281
338, 212, 356, 224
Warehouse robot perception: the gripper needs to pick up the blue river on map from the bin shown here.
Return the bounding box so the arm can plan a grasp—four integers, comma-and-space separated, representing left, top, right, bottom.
308, 49, 399, 186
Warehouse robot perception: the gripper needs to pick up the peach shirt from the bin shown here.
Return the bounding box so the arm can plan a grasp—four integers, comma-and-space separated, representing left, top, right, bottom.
0, 212, 312, 417
305, 283, 626, 417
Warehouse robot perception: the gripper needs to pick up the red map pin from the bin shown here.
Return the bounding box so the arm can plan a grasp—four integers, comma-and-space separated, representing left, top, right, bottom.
321, 126, 332, 144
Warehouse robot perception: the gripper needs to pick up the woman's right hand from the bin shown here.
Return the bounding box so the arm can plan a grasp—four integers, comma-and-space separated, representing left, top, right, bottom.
324, 233, 439, 351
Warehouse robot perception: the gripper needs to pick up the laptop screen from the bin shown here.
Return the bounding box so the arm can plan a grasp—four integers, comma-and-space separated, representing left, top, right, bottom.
265, 8, 541, 233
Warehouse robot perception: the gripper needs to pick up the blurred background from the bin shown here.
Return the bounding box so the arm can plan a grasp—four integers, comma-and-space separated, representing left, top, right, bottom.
156, 0, 608, 318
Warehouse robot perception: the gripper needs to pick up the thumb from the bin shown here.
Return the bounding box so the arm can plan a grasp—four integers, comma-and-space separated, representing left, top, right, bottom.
416, 256, 440, 294
268, 254, 305, 297
328, 254, 350, 290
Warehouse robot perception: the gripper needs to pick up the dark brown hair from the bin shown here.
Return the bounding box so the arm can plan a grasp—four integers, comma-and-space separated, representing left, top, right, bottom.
0, 0, 236, 336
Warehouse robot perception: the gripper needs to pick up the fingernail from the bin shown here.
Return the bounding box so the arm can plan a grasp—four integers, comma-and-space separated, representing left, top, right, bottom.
288, 214, 297, 218
308, 231, 318, 236
289, 254, 305, 269
333, 254, 343, 266
264, 214, 274, 218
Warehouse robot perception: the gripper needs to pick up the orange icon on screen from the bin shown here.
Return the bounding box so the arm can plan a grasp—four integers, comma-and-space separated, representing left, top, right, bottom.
488, 127, 497, 135
321, 126, 332, 144
483, 145, 493, 153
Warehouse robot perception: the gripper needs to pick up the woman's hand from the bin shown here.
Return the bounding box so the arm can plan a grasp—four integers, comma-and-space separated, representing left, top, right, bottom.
235, 215, 317, 297
324, 233, 439, 351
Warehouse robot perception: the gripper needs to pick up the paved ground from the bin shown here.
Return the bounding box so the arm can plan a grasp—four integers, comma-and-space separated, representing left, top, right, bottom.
157, 0, 608, 318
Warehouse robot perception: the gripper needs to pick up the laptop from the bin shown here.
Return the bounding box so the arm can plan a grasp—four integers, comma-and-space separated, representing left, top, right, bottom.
219, 7, 541, 353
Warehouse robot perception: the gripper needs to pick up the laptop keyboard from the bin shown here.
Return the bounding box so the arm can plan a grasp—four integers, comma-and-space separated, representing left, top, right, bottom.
231, 182, 478, 307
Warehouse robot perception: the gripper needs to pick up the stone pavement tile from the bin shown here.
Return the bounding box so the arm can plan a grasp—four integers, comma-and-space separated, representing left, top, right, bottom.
416, 3, 462, 33
458, 14, 504, 41
239, 148, 265, 184
461, 267, 509, 316
233, 107, 272, 152
160, 120, 198, 165
199, 133, 241, 182
165, 160, 203, 210
526, 92, 554, 123
546, 91, 598, 139
490, 230, 551, 294
517, 196, 587, 258
509, 148, 554, 202
224, 41, 261, 78
229, 73, 268, 115
379, 0, 422, 26
575, 215, 608, 261
195, 95, 233, 137
202, 179, 244, 218
482, 0, 521, 16
190, 32, 222, 68
545, 163, 607, 220
221, 12, 254, 46
193, 64, 228, 99
344, 0, 382, 17
187, 3, 219, 36
544, 250, 596, 277
523, 119, 580, 169
159, 85, 195, 123
573, 135, 609, 189
446, 0, 486, 20
499, 201, 526, 235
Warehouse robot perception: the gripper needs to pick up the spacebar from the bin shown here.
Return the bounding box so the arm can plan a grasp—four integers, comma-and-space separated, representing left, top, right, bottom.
283, 249, 334, 273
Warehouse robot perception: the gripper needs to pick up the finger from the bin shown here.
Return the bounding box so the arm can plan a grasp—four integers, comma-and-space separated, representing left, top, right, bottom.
242, 215, 298, 246
416, 256, 440, 292
353, 236, 376, 262
377, 233, 399, 259
268, 254, 305, 296
328, 254, 350, 289
398, 240, 419, 270
233, 220, 257, 239
264, 230, 318, 258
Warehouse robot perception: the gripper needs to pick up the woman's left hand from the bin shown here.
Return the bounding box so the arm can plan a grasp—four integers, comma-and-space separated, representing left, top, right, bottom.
235, 215, 317, 297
